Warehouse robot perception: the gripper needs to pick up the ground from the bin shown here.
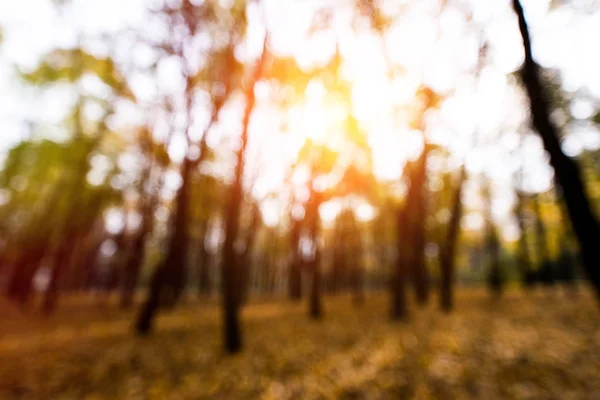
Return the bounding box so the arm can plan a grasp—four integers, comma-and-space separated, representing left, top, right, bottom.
1, 288, 600, 399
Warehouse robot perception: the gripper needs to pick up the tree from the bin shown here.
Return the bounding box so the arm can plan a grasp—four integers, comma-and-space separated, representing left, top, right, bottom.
391, 195, 409, 320
136, 0, 245, 334
439, 166, 466, 312
512, 0, 600, 298
288, 206, 304, 300
307, 183, 324, 319
482, 180, 503, 297
219, 36, 269, 353
120, 129, 167, 308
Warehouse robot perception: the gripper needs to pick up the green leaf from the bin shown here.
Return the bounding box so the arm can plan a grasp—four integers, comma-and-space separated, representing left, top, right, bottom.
21, 48, 135, 101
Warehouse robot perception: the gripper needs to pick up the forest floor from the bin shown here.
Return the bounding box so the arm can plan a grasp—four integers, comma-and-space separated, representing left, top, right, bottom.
1, 287, 600, 399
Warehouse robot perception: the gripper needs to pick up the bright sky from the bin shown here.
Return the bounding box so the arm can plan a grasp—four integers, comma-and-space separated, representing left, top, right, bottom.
1, 0, 600, 238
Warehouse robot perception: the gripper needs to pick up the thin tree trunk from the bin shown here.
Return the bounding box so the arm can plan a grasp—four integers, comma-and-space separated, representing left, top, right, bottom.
120, 226, 149, 308
391, 202, 408, 320
515, 190, 534, 287
43, 232, 77, 314
219, 40, 267, 353
532, 194, 553, 284
512, 0, 600, 297
328, 220, 343, 293
197, 223, 211, 297
136, 157, 192, 334
350, 216, 365, 306
121, 162, 155, 308
288, 216, 303, 300
7, 249, 45, 306
308, 185, 322, 319
483, 181, 503, 296
439, 166, 466, 312
412, 148, 430, 305
238, 202, 260, 305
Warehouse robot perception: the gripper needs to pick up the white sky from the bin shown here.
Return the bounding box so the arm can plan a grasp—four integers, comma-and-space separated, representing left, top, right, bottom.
1, 0, 600, 237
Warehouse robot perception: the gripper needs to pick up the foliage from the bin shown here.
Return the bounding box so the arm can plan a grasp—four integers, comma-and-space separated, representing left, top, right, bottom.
0, 138, 120, 252
0, 290, 598, 399
21, 48, 135, 101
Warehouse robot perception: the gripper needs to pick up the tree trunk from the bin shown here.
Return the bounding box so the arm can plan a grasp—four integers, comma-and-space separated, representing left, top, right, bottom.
412, 148, 430, 305
512, 0, 600, 297
120, 228, 149, 308
219, 40, 267, 353
288, 216, 303, 300
237, 202, 260, 305
483, 181, 503, 297
136, 157, 192, 334
328, 220, 343, 293
515, 190, 534, 287
136, 261, 167, 334
439, 167, 466, 312
308, 186, 322, 319
197, 223, 211, 297
220, 156, 244, 352
532, 194, 554, 285
43, 233, 77, 315
7, 249, 45, 306
350, 216, 365, 306
391, 202, 408, 320
121, 164, 155, 308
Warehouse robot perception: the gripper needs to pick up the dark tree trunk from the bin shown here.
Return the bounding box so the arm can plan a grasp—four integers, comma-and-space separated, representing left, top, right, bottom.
515, 190, 534, 287
350, 216, 364, 306
219, 41, 267, 353
136, 261, 167, 334
7, 250, 45, 306
533, 194, 550, 268
483, 181, 503, 297
308, 186, 322, 319
136, 157, 192, 334
43, 233, 77, 315
220, 157, 244, 352
288, 213, 303, 300
513, 0, 600, 297
330, 242, 344, 294
121, 166, 155, 308
197, 224, 211, 297
237, 202, 260, 305
439, 167, 466, 312
391, 202, 408, 320
82, 240, 102, 290
487, 226, 503, 296
328, 221, 343, 293
120, 227, 149, 309
412, 148, 430, 305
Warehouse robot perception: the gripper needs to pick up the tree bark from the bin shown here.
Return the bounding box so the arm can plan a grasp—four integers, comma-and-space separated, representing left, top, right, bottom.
197, 223, 211, 297
136, 157, 192, 334
412, 150, 429, 305
391, 201, 409, 320
515, 190, 534, 287
512, 0, 600, 297
43, 232, 77, 315
237, 202, 260, 305
439, 167, 466, 312
121, 164, 155, 308
483, 181, 503, 296
288, 215, 303, 300
532, 195, 551, 260
120, 226, 149, 308
350, 215, 365, 305
7, 249, 45, 306
219, 40, 267, 352
328, 220, 343, 293
308, 185, 323, 319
